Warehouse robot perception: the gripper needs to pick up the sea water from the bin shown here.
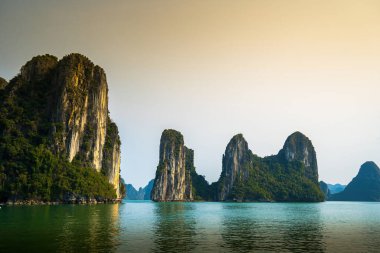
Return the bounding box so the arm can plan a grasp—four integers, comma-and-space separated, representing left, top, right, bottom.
1, 201, 379, 252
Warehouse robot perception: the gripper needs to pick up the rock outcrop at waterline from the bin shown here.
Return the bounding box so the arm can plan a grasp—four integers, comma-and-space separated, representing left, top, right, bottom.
151, 129, 193, 201
0, 54, 122, 202
216, 132, 324, 202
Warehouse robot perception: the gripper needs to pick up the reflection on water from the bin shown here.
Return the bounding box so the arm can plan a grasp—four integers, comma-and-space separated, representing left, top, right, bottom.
57, 204, 120, 252
0, 204, 120, 253
220, 204, 326, 252
221, 212, 262, 251
153, 203, 196, 252
1, 202, 380, 252
281, 205, 325, 253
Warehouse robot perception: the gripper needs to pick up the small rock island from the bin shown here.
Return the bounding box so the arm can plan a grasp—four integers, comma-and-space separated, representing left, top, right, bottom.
151, 129, 194, 201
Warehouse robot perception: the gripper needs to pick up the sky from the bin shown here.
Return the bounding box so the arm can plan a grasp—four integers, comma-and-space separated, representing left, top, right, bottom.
0, 0, 379, 188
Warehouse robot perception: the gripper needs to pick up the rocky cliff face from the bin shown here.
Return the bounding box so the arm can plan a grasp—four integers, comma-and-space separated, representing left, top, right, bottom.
151, 129, 193, 201
218, 134, 252, 201
278, 131, 318, 182
0, 54, 121, 199
330, 161, 380, 201
50, 54, 108, 172
50, 54, 120, 197
216, 131, 323, 202
101, 119, 122, 198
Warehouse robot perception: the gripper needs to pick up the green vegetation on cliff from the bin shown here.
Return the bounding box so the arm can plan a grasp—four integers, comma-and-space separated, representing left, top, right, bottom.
227, 157, 324, 202
0, 54, 120, 203
214, 133, 324, 202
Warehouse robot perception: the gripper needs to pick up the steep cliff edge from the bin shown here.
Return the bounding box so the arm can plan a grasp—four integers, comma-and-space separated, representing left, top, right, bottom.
0, 54, 122, 202
151, 129, 193, 201
216, 132, 324, 202
218, 134, 252, 201
330, 162, 380, 201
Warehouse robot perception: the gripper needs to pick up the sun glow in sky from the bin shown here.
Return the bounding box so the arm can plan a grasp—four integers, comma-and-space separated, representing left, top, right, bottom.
1, 0, 379, 187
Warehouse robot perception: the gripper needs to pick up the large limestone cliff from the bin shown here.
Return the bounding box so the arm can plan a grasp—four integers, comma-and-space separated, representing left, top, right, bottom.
51, 54, 108, 172
218, 134, 252, 201
3, 54, 121, 198
151, 129, 193, 201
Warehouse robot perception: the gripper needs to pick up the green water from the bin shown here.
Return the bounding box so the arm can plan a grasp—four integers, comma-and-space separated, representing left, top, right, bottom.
0, 201, 379, 252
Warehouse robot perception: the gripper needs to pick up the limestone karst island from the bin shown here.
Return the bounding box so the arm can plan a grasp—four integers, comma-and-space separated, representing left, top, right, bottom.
0, 54, 124, 204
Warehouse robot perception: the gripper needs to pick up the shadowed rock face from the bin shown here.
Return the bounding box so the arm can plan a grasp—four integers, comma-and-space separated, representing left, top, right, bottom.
279, 131, 319, 182
151, 129, 193, 201
218, 134, 252, 201
330, 161, 380, 201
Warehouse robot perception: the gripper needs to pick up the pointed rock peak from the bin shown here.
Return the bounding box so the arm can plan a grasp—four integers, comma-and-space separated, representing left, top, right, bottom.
21, 54, 58, 82
282, 131, 315, 160
358, 161, 380, 177
227, 133, 248, 149
0, 77, 7, 89
281, 131, 318, 181
224, 133, 250, 160
284, 131, 310, 145
161, 129, 184, 145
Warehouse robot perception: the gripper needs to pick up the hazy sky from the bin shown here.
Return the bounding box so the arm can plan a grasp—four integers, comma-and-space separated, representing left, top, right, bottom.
1, 0, 379, 187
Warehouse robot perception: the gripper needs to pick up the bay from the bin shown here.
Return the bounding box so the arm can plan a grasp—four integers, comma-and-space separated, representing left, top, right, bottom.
0, 201, 379, 252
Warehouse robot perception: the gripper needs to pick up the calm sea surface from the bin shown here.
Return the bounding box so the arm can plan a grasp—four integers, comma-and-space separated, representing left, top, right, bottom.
0, 201, 379, 252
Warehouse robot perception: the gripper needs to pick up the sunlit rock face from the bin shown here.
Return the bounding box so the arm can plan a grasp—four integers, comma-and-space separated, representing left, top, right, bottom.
14, 54, 122, 198
151, 129, 193, 201
51, 54, 108, 172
